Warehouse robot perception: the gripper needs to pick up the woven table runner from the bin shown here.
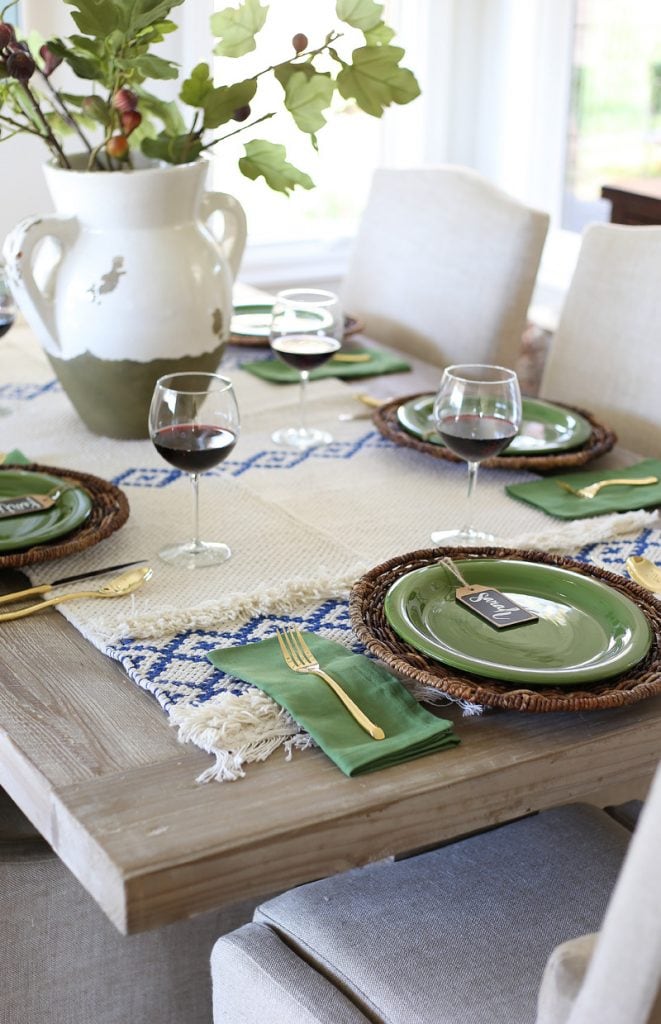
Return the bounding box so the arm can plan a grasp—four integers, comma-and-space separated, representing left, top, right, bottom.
2, 329, 659, 779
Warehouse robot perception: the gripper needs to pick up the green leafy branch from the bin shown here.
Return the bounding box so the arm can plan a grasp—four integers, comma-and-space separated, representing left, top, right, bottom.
0, 0, 420, 193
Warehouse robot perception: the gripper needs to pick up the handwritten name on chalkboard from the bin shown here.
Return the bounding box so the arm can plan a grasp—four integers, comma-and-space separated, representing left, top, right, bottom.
455, 585, 538, 630
0, 494, 56, 519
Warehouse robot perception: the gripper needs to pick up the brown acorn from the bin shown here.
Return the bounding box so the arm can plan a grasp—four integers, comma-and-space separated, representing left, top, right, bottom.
232, 104, 251, 122
292, 32, 308, 53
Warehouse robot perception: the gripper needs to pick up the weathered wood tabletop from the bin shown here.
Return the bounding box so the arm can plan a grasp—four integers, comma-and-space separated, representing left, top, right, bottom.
0, 324, 658, 936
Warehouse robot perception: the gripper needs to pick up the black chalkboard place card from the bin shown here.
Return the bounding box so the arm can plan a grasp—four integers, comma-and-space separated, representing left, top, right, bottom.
455, 585, 539, 630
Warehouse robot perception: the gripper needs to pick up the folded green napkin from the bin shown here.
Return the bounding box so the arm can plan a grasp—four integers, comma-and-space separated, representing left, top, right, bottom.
506, 458, 661, 519
240, 347, 411, 383
208, 634, 459, 776
2, 449, 31, 466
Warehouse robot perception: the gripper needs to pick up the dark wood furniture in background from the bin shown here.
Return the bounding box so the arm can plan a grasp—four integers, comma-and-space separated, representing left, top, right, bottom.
601, 178, 661, 225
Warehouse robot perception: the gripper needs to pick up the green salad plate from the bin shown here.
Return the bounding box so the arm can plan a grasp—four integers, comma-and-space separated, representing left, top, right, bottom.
384, 558, 652, 686
396, 395, 593, 456
0, 470, 93, 553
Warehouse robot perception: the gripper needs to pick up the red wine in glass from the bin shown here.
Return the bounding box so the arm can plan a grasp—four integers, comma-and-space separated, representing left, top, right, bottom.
271, 333, 341, 372
431, 364, 521, 545
148, 372, 240, 569
437, 414, 518, 461
152, 424, 237, 473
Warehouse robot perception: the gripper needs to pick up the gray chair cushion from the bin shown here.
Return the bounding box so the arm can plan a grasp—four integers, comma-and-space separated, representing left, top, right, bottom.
212, 804, 630, 1024
212, 923, 371, 1024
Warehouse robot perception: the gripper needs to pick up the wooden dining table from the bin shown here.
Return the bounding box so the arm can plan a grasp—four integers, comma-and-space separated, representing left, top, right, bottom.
1, 313, 660, 937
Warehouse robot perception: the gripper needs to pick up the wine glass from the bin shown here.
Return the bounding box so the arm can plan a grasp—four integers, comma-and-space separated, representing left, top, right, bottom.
269, 288, 343, 449
430, 363, 522, 545
148, 372, 240, 569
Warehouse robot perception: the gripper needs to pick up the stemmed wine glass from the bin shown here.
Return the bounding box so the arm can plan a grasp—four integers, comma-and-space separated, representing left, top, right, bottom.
269, 288, 343, 449
430, 363, 521, 545
148, 372, 240, 569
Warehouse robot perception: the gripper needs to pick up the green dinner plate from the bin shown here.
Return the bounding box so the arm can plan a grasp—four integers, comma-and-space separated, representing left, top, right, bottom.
231, 304, 360, 340
230, 304, 274, 338
0, 470, 93, 552
396, 395, 593, 456
384, 559, 652, 686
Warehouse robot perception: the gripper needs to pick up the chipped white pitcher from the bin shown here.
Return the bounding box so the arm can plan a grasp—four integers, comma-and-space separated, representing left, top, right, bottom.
2, 156, 246, 438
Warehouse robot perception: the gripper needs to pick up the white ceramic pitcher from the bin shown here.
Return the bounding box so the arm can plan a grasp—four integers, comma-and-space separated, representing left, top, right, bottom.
2, 156, 246, 438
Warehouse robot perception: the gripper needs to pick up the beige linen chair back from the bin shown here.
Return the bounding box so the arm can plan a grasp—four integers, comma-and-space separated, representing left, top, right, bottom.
539, 223, 661, 456
537, 762, 661, 1024
340, 166, 550, 368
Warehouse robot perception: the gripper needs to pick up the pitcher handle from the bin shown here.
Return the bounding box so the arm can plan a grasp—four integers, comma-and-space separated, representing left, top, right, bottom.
200, 191, 247, 280
2, 214, 78, 356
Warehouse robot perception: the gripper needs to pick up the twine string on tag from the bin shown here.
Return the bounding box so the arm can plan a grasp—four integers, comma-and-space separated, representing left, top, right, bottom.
439, 556, 472, 588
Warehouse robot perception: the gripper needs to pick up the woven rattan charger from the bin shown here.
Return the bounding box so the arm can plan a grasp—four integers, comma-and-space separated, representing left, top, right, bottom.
0, 462, 129, 569
372, 393, 616, 472
350, 546, 661, 713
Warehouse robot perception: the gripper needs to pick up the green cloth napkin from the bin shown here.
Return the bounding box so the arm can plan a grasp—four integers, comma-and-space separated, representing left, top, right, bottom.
208, 634, 459, 776
240, 347, 411, 383
1, 449, 31, 465
506, 458, 661, 519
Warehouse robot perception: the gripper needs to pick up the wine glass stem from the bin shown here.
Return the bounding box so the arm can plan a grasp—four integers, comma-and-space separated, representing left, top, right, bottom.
299, 370, 309, 433
463, 460, 479, 533
190, 472, 202, 552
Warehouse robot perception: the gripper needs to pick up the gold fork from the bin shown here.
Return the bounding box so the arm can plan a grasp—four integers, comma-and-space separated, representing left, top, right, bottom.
555, 476, 658, 499
276, 627, 385, 740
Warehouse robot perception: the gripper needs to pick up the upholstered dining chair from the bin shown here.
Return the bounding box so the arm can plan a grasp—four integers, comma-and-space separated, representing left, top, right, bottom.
539, 223, 661, 457
0, 786, 258, 1024
210, 763, 661, 1024
339, 166, 550, 369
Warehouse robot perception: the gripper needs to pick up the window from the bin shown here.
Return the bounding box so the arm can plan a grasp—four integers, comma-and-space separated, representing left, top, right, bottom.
563, 0, 661, 231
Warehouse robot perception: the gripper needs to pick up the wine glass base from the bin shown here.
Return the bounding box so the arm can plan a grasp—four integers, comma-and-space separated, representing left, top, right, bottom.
158, 540, 232, 569
430, 527, 497, 547
271, 426, 333, 450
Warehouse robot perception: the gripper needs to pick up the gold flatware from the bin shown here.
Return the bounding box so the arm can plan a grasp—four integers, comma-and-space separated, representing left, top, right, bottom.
276, 626, 385, 740
555, 476, 658, 499
330, 353, 372, 363
0, 566, 152, 622
338, 410, 374, 421
626, 556, 661, 593
355, 392, 389, 408
0, 560, 147, 606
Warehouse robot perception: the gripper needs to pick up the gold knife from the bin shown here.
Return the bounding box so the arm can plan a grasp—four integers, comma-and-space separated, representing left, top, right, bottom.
0, 560, 147, 605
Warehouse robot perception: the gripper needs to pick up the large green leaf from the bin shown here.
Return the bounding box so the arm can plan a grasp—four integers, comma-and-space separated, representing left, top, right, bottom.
65, 0, 122, 37
117, 53, 179, 79
202, 78, 256, 129
363, 20, 395, 45
337, 45, 420, 116
239, 139, 314, 194
336, 0, 383, 32
141, 131, 202, 164
211, 0, 268, 58
180, 63, 214, 108
283, 69, 334, 134
273, 59, 316, 90
136, 88, 187, 134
